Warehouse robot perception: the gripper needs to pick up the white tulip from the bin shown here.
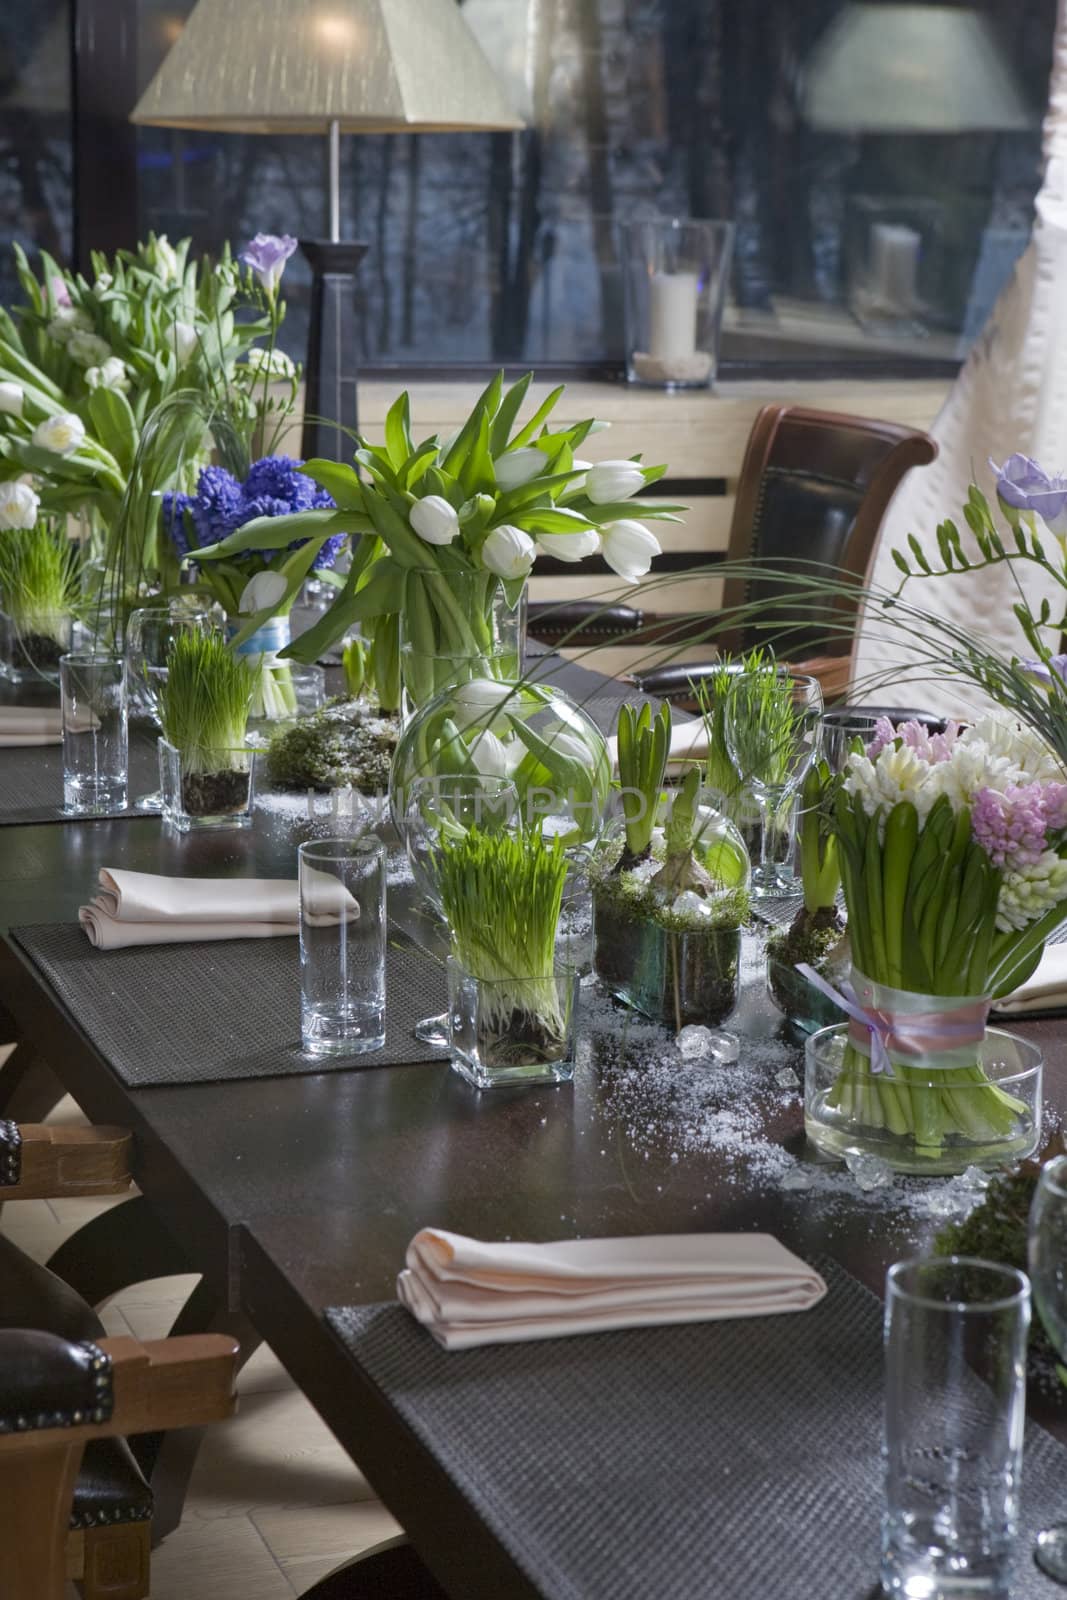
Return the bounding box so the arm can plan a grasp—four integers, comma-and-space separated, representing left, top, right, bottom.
68, 330, 113, 369
33, 412, 86, 456
409, 494, 460, 547
239, 570, 289, 614
567, 457, 592, 493
481, 524, 535, 580
93, 272, 113, 297
0, 381, 24, 417
46, 306, 91, 345
86, 356, 129, 392
467, 727, 512, 779
585, 459, 646, 504
492, 448, 545, 490
151, 234, 179, 283
451, 678, 517, 733
600, 519, 661, 583
0, 479, 39, 530
172, 320, 199, 364
546, 729, 596, 768
534, 527, 601, 564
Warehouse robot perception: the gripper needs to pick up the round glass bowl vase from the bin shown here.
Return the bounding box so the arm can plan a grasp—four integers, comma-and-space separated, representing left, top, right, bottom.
804, 1022, 1043, 1176
766, 949, 847, 1034
389, 675, 610, 848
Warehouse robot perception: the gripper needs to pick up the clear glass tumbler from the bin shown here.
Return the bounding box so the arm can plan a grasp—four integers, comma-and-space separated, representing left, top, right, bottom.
299, 837, 386, 1058
882, 1256, 1031, 1600
1028, 1154, 1067, 1582
60, 652, 128, 814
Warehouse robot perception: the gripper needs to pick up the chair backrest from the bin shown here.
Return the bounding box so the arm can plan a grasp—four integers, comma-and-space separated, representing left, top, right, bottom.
718, 404, 938, 656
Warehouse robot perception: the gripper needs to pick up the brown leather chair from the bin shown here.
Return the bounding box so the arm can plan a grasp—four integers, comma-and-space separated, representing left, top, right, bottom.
0, 1119, 237, 1600
630, 402, 937, 706
527, 402, 937, 694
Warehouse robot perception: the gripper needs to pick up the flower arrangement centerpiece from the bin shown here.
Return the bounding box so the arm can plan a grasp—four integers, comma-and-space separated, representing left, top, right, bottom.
433, 825, 577, 1089
766, 757, 847, 1032
804, 715, 1065, 1172
162, 455, 340, 721
191, 372, 685, 714
0, 512, 81, 680
157, 630, 257, 830
591, 707, 750, 1030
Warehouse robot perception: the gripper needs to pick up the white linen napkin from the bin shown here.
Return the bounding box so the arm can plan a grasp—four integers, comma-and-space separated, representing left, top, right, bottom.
0, 706, 63, 747
78, 867, 357, 949
397, 1229, 827, 1350
994, 943, 1067, 1016
607, 718, 708, 774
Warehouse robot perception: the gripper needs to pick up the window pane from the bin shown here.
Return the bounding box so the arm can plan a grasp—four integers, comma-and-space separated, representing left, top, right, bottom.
132, 0, 1055, 369
0, 0, 73, 304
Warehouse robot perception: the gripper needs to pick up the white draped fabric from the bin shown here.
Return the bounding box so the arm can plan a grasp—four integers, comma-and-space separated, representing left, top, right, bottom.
853, 0, 1067, 718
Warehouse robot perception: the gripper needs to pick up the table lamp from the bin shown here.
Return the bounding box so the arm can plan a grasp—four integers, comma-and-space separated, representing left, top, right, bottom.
131, 0, 524, 460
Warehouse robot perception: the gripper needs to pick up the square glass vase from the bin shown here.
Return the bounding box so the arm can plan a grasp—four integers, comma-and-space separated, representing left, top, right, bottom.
804, 1021, 1043, 1176
446, 956, 578, 1090
159, 739, 256, 832
592, 893, 741, 1029
0, 609, 73, 684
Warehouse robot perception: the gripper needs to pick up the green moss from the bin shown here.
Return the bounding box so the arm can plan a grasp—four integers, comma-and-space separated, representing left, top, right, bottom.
267, 698, 399, 792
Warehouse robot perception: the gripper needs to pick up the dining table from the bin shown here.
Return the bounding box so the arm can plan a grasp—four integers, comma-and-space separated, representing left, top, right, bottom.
2, 647, 1066, 1598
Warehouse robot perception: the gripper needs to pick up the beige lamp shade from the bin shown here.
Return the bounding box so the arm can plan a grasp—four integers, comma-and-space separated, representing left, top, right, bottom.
130, 0, 525, 134
803, 4, 1035, 133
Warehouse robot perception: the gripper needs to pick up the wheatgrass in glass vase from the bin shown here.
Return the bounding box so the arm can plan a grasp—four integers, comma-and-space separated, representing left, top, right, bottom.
157, 631, 256, 831
0, 522, 81, 682
434, 826, 577, 1089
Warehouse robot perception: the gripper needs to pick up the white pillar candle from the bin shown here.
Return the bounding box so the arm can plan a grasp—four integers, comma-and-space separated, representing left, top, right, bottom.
869, 224, 920, 315
648, 272, 699, 361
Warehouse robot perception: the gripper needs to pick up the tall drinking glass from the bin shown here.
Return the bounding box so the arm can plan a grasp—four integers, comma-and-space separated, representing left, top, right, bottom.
883, 1256, 1031, 1600
1028, 1154, 1067, 1582
126, 601, 221, 810
299, 838, 386, 1057
60, 652, 128, 814
724, 670, 822, 895
400, 774, 519, 1045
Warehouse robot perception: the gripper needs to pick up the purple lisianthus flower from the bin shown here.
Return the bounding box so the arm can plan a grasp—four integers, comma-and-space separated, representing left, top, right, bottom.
989, 454, 1067, 538
1016, 654, 1067, 692
240, 233, 298, 296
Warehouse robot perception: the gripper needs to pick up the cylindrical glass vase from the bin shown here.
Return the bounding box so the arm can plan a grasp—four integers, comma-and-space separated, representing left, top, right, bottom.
399, 568, 526, 723
621, 218, 734, 390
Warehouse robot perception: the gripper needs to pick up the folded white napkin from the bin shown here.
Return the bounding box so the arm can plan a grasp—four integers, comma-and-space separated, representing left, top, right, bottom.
0, 706, 63, 747
78, 867, 358, 950
397, 1229, 827, 1350
994, 943, 1067, 1016
607, 718, 708, 774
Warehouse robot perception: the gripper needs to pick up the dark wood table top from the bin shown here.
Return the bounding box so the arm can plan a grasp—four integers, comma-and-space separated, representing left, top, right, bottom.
3, 658, 1067, 1598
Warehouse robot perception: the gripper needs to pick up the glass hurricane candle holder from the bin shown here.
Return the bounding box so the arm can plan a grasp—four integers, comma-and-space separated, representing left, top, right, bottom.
621, 218, 734, 390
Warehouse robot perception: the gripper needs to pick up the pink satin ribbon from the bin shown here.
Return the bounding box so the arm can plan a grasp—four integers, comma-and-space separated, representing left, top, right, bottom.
796, 965, 990, 1074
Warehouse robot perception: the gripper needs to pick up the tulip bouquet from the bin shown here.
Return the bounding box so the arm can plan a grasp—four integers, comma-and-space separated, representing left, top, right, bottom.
191, 372, 685, 712
825, 714, 1067, 1158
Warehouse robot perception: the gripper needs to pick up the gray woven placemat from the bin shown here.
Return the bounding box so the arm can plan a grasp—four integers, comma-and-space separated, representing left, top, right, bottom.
10, 923, 446, 1086
326, 1258, 1067, 1600
0, 730, 161, 826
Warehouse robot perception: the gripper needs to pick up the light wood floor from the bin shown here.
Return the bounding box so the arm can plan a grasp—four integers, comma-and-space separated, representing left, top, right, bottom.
2, 1095, 400, 1599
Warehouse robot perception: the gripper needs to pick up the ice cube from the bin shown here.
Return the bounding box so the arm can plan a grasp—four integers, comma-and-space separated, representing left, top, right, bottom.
675, 1025, 740, 1065
775, 1067, 800, 1089
781, 1166, 815, 1191
959, 1164, 991, 1192
844, 1150, 893, 1192
923, 1185, 966, 1218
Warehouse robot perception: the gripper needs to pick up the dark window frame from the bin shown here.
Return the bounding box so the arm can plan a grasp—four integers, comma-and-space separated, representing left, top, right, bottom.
70, 0, 966, 385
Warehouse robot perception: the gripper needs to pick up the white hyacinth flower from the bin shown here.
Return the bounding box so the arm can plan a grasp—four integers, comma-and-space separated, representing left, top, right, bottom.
0, 479, 40, 530
32, 412, 86, 456
239, 570, 289, 615
0, 381, 24, 417
600, 519, 661, 583
585, 459, 646, 504
409, 494, 460, 547
492, 448, 545, 490
534, 526, 601, 564
482, 524, 536, 580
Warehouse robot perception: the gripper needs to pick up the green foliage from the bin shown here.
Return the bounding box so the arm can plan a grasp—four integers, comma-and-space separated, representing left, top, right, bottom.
615, 699, 671, 862
798, 758, 840, 918
433, 826, 567, 986
267, 699, 398, 792
157, 631, 254, 775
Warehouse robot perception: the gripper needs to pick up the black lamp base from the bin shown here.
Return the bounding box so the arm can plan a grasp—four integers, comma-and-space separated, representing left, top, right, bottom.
299, 239, 368, 464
